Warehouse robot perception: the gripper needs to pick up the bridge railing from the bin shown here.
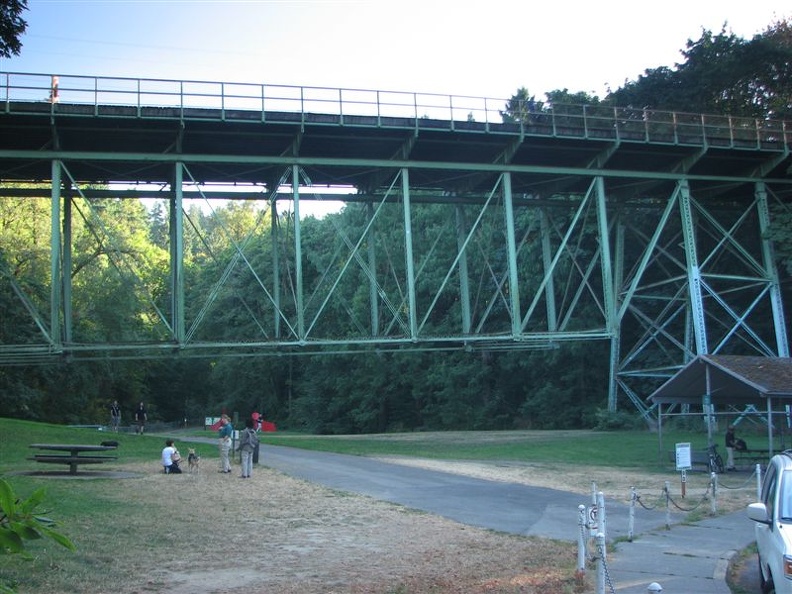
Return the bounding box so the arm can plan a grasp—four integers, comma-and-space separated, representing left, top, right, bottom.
1, 72, 790, 150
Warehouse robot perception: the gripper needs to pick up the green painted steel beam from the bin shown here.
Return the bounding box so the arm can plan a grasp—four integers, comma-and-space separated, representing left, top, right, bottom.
171, 163, 185, 343
756, 182, 790, 356
502, 173, 522, 338
1, 149, 791, 185
367, 203, 380, 337
49, 161, 62, 349
401, 168, 418, 340
454, 204, 472, 335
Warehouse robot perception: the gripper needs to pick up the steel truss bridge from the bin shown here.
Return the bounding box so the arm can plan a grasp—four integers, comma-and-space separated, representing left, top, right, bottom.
1, 72, 791, 417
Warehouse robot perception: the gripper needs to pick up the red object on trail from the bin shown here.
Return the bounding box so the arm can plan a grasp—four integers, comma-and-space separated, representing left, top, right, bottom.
208, 414, 275, 432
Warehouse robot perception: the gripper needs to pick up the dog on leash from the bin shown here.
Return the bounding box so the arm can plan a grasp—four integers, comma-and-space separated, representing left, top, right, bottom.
187, 448, 200, 472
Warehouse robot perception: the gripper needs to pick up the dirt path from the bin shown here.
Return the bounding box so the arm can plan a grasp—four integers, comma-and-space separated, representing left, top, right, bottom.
106, 459, 580, 594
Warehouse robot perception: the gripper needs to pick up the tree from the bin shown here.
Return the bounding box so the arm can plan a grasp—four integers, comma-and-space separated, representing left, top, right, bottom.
0, 0, 27, 59
606, 20, 792, 120
544, 89, 600, 108
500, 87, 541, 123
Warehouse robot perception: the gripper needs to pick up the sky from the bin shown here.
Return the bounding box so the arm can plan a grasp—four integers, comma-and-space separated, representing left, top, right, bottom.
2, 0, 790, 102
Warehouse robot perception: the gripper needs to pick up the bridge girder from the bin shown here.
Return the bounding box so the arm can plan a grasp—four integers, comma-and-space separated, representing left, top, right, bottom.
1, 73, 792, 417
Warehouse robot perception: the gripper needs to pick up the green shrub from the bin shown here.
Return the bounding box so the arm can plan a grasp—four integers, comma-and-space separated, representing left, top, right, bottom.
594, 408, 643, 431
0, 478, 75, 593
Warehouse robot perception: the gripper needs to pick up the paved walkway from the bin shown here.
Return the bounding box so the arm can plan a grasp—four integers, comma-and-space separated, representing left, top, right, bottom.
258, 444, 757, 593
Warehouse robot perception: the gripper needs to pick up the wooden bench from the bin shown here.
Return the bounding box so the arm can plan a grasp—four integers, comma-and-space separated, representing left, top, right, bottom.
29, 444, 118, 475
667, 448, 719, 471
733, 449, 771, 467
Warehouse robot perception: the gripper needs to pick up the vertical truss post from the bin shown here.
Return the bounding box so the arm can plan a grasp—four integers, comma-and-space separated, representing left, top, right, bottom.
539, 208, 557, 332
455, 203, 472, 335
595, 177, 618, 410
679, 179, 708, 355
50, 160, 62, 348
756, 181, 790, 356
62, 189, 72, 344
401, 168, 418, 340
292, 164, 305, 340
502, 172, 521, 337
170, 163, 185, 343
271, 198, 281, 339
367, 202, 380, 336
612, 216, 626, 411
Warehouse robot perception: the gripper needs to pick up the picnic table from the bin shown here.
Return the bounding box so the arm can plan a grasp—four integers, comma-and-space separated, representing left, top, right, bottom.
734, 448, 772, 466
28, 443, 118, 475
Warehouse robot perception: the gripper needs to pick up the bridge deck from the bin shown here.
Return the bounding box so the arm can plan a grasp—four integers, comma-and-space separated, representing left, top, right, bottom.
1, 73, 790, 199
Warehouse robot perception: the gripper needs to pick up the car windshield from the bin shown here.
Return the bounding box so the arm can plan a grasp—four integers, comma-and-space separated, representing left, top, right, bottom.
780, 470, 792, 522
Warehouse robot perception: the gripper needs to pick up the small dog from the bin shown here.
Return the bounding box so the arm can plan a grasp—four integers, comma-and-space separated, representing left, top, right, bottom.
100, 440, 119, 447
187, 448, 200, 472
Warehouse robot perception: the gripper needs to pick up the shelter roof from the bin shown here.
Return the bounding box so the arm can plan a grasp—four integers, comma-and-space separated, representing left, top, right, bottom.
649, 355, 792, 406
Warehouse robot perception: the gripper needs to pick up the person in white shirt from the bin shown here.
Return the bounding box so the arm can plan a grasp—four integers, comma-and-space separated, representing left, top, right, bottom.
162, 439, 182, 474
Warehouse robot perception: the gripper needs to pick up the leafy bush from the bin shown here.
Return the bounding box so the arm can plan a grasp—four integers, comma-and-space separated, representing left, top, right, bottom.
594, 408, 643, 431
0, 478, 75, 593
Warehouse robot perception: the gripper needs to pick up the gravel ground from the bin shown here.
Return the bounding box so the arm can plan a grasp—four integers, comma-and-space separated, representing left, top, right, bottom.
107, 458, 583, 594
20, 445, 758, 594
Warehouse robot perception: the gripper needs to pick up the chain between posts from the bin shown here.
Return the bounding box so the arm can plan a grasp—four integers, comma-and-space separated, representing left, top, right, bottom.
581, 469, 760, 593
595, 533, 616, 594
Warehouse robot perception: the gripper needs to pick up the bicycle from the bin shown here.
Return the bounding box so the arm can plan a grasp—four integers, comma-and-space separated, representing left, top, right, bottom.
707, 444, 725, 474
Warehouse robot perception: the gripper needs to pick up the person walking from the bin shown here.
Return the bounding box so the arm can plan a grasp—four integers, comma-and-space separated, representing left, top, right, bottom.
110, 400, 121, 432
238, 417, 260, 478
134, 402, 147, 435
217, 414, 233, 473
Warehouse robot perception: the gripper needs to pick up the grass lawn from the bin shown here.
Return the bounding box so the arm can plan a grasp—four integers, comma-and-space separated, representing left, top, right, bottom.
0, 418, 764, 593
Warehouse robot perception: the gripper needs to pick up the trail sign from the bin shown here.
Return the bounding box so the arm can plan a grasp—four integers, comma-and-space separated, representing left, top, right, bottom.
675, 442, 692, 471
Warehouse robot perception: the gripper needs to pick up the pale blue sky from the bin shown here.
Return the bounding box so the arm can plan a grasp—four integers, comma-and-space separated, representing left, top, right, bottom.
3, 0, 789, 101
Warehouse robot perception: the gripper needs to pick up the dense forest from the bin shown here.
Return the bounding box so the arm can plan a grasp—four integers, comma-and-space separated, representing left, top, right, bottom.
1, 20, 791, 432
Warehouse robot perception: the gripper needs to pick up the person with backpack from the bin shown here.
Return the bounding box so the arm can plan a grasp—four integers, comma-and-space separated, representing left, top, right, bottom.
238, 417, 260, 479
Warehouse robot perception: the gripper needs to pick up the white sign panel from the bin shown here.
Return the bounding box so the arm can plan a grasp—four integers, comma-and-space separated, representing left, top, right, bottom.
675, 442, 692, 471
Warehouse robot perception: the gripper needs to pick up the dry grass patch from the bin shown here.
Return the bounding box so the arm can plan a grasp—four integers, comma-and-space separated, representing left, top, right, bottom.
3, 460, 586, 594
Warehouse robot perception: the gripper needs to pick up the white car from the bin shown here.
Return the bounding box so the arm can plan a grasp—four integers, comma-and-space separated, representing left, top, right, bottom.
748, 452, 792, 594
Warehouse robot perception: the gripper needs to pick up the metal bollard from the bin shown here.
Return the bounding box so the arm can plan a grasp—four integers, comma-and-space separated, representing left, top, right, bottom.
757, 464, 762, 500
710, 472, 718, 515
597, 491, 607, 541
577, 504, 587, 575
596, 532, 606, 594
665, 481, 671, 529
589, 482, 599, 538
628, 486, 636, 542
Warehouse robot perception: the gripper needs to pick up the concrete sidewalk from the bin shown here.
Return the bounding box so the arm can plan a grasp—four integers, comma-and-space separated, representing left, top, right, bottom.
606, 512, 755, 593
256, 444, 755, 593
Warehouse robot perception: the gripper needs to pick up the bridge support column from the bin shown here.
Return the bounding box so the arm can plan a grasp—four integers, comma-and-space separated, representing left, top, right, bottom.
62, 183, 73, 344
271, 195, 281, 339
594, 177, 617, 411
455, 203, 472, 335
756, 181, 790, 357
539, 209, 557, 332
502, 172, 521, 337
402, 168, 418, 340
367, 202, 380, 336
50, 160, 62, 348
292, 164, 305, 340
679, 179, 708, 355
170, 163, 185, 344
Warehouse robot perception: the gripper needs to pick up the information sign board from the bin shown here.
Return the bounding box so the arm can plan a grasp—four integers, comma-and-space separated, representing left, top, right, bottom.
675, 442, 692, 471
